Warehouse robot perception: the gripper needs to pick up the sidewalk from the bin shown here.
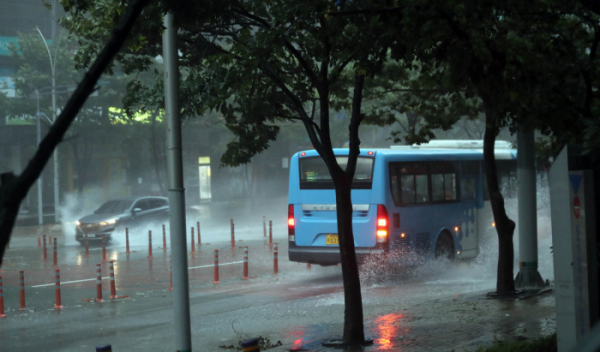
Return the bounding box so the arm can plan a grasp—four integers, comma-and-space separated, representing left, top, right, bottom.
276, 289, 555, 352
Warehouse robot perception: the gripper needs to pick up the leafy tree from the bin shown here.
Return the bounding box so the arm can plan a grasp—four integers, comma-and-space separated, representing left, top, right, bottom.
62, 0, 403, 344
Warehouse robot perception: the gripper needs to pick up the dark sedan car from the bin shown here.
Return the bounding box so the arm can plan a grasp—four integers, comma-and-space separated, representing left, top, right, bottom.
75, 196, 169, 244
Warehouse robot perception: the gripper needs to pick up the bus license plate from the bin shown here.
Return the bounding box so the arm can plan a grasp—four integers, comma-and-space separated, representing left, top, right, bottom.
325, 234, 339, 245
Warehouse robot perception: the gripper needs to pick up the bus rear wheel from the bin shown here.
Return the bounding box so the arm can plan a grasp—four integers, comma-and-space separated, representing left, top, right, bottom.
435, 232, 455, 260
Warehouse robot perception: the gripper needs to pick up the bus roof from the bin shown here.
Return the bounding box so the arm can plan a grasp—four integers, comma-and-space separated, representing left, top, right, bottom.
295, 140, 517, 160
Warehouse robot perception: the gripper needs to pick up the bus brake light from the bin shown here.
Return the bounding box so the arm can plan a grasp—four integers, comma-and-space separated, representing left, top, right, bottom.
376, 204, 389, 243
288, 204, 295, 241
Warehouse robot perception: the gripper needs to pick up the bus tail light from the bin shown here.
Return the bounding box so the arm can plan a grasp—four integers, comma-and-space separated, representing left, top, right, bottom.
376, 204, 389, 244
288, 204, 295, 241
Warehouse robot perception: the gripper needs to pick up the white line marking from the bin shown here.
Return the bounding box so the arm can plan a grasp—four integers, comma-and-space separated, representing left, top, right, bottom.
32, 277, 110, 288
30, 261, 245, 287
188, 261, 244, 269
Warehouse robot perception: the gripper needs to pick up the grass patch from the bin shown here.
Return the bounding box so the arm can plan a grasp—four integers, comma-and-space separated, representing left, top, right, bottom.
472, 334, 556, 352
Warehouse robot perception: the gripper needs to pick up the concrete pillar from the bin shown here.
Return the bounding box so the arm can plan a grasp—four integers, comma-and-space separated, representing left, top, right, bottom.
515, 129, 546, 289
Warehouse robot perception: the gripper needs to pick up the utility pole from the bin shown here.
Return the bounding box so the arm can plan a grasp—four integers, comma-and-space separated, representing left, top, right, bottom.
163, 12, 192, 352
515, 129, 545, 289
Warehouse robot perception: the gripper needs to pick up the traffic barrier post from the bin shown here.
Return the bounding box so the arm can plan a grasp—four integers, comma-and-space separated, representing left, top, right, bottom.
43, 234, 47, 262
83, 263, 103, 302
273, 243, 278, 275
102, 234, 107, 262
162, 224, 167, 250
169, 257, 173, 291
263, 216, 266, 238
197, 221, 201, 247
148, 230, 153, 258
191, 227, 195, 254
53, 238, 58, 267
19, 271, 25, 310
213, 250, 219, 284
48, 235, 52, 246
231, 219, 235, 249
125, 228, 130, 254
242, 246, 249, 280
0, 276, 6, 318
269, 220, 273, 246
108, 261, 129, 299
307, 263, 311, 270
54, 269, 64, 309
38, 237, 41, 248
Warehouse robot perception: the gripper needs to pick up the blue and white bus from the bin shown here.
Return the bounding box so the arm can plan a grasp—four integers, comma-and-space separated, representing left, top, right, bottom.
287, 140, 517, 266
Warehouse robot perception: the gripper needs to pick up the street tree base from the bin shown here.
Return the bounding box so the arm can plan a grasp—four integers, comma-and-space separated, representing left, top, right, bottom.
514, 267, 547, 290
321, 338, 374, 348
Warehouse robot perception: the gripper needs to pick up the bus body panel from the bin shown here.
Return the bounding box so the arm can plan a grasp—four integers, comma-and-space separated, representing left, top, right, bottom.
288, 145, 516, 265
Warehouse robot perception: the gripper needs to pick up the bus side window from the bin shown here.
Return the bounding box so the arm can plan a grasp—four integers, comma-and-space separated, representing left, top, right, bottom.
431, 162, 457, 202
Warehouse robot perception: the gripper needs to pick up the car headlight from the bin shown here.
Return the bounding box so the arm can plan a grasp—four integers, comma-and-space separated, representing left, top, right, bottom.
75, 220, 81, 226
100, 218, 117, 226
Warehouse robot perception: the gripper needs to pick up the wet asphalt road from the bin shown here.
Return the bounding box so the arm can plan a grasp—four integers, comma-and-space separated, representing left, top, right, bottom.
0, 201, 555, 351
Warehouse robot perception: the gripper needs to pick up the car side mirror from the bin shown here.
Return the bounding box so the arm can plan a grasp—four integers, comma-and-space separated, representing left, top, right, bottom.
132, 208, 142, 213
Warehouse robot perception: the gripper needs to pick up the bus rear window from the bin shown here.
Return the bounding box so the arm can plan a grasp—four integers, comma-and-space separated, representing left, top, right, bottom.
299, 156, 374, 189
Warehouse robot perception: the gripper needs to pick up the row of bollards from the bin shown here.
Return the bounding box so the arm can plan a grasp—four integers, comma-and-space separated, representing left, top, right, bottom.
0, 261, 129, 316
37, 216, 275, 264
211, 243, 279, 285
1, 269, 65, 314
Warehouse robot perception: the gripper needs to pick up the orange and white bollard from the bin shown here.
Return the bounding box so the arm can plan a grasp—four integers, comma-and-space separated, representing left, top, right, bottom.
19, 270, 25, 310
197, 221, 201, 247
273, 243, 278, 275
242, 246, 249, 280
213, 250, 219, 284
38, 237, 41, 248
54, 269, 64, 309
125, 228, 130, 254
307, 263, 311, 270
230, 219, 235, 249
0, 275, 6, 318
48, 235, 52, 246
190, 227, 195, 254
102, 234, 107, 262
147, 231, 153, 258
162, 224, 167, 250
108, 261, 129, 299
269, 221, 273, 246
83, 263, 104, 302
43, 235, 47, 262
53, 238, 58, 267
263, 216, 266, 238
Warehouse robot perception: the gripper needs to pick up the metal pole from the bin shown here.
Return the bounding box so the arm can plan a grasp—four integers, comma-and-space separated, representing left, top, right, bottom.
515, 129, 545, 289
36, 89, 43, 226
35, 27, 59, 223
163, 12, 191, 352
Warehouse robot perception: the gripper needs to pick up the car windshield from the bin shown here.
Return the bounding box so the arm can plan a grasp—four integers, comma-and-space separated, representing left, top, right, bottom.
95, 200, 134, 214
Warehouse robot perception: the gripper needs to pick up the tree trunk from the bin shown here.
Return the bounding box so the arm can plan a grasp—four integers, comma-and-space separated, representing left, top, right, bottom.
482, 107, 516, 295
334, 174, 365, 343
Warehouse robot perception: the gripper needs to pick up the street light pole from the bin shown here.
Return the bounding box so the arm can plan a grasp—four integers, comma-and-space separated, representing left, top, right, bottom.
35, 27, 60, 223
35, 89, 43, 227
